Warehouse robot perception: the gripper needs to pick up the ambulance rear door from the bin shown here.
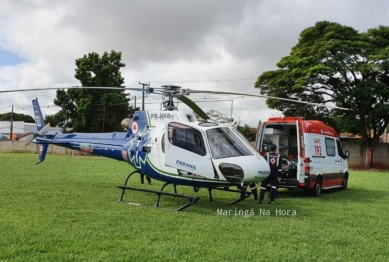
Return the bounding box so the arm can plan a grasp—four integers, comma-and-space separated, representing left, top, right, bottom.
296, 119, 305, 183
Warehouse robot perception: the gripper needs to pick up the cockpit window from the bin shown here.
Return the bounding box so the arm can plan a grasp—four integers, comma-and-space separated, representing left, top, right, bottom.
206, 127, 254, 159
168, 122, 206, 156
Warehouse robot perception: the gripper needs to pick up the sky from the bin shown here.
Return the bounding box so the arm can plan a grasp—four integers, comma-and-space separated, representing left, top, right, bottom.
0, 0, 388, 127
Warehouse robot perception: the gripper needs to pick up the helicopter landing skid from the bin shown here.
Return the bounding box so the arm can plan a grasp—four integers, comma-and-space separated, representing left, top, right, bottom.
118, 171, 199, 211
207, 187, 252, 204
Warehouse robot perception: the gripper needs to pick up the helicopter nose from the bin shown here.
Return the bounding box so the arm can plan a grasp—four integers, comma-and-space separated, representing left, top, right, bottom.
241, 155, 270, 182
214, 155, 270, 183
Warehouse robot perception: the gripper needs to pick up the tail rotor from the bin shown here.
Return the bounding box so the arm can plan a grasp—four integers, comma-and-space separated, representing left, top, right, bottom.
21, 123, 50, 146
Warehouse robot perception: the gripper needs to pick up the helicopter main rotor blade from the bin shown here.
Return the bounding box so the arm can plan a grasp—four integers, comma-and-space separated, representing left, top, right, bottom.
0, 86, 145, 93
0, 85, 352, 111
177, 95, 210, 120
188, 90, 352, 111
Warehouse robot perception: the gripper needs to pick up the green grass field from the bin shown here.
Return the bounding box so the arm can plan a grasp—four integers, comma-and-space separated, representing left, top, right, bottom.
1, 152, 388, 261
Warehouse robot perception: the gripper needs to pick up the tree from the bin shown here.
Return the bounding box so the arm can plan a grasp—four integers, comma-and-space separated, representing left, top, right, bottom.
237, 124, 256, 141
255, 21, 389, 168
46, 51, 132, 132
0, 112, 35, 123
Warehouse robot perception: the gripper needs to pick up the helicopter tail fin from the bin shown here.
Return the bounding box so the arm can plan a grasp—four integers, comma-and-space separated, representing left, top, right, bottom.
36, 144, 49, 165
32, 98, 49, 164
32, 98, 46, 131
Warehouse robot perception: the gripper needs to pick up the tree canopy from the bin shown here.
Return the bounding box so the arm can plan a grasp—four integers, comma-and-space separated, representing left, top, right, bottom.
46, 51, 132, 132
237, 124, 256, 142
255, 21, 389, 167
0, 112, 35, 123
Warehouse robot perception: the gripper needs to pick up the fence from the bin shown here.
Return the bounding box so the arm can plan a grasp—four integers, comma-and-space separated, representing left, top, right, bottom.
0, 141, 90, 157
342, 142, 389, 169
1, 141, 389, 169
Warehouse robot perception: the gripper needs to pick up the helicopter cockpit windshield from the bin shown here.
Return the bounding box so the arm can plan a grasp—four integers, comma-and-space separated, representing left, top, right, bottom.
206, 127, 254, 159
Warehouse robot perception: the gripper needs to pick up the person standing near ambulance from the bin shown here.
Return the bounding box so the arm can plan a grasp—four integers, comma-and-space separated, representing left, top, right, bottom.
259, 144, 282, 204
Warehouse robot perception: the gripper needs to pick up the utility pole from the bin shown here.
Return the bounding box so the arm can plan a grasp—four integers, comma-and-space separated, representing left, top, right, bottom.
139, 81, 150, 111
102, 105, 105, 132
10, 105, 14, 140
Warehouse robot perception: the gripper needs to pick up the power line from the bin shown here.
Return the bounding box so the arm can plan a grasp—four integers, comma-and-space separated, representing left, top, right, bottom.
146, 77, 256, 84
0, 99, 271, 111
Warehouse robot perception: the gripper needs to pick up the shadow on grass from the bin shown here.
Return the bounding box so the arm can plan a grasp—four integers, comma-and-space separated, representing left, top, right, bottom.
116, 180, 252, 213
278, 187, 388, 203
115, 174, 389, 215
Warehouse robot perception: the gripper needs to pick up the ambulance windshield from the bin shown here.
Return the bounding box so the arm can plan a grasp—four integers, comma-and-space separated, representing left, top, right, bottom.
206, 127, 253, 159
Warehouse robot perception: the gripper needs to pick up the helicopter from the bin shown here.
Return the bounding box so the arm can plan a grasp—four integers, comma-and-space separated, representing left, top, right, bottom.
2, 85, 351, 211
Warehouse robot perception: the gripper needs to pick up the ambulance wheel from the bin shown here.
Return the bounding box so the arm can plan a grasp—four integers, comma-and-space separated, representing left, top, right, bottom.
312, 177, 322, 197
341, 175, 348, 190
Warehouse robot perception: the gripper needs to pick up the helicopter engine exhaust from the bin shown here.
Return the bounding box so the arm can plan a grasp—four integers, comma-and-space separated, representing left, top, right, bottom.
121, 118, 131, 129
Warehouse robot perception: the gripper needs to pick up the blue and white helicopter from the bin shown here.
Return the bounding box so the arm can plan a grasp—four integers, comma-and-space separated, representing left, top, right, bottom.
20, 85, 273, 210
11, 85, 350, 210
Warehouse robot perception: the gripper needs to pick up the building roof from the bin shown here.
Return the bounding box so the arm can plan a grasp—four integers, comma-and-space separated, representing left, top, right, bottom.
0, 121, 62, 134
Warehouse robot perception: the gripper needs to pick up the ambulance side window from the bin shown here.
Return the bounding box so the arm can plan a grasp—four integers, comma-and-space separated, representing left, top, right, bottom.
325, 138, 336, 156
336, 139, 345, 159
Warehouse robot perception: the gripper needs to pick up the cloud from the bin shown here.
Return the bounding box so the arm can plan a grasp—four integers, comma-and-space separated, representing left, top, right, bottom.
1, 0, 389, 125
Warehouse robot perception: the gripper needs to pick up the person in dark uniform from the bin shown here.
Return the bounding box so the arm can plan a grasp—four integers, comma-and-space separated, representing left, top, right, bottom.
259, 144, 282, 204
140, 174, 153, 185
238, 182, 258, 200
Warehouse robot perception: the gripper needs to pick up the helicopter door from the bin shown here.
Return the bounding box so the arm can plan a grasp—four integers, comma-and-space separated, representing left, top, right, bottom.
164, 122, 214, 179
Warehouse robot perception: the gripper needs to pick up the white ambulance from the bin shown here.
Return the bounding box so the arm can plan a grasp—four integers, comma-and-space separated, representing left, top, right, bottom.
255, 117, 350, 196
